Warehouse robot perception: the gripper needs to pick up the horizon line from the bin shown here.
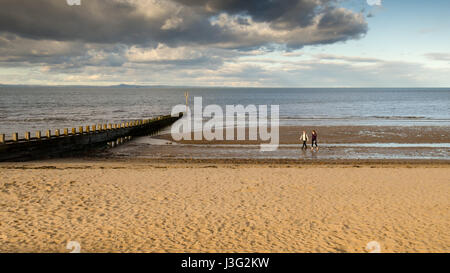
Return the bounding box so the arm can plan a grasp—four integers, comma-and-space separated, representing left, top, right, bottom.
1, 84, 449, 89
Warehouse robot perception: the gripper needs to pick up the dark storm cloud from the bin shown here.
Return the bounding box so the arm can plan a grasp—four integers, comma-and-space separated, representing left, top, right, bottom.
0, 0, 161, 44
0, 0, 369, 79
0, 0, 239, 48
0, 0, 367, 49
174, 0, 329, 29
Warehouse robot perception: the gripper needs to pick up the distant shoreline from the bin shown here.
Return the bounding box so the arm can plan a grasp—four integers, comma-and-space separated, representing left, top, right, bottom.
1, 84, 450, 89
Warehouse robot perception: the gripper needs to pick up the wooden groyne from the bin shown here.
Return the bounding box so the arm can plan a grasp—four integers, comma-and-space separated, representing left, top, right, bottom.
0, 113, 182, 161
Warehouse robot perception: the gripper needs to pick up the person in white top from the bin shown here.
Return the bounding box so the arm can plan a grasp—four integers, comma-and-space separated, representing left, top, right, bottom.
300, 131, 308, 150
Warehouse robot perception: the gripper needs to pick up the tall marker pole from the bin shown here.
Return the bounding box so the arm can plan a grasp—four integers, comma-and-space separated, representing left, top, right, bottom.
184, 91, 189, 113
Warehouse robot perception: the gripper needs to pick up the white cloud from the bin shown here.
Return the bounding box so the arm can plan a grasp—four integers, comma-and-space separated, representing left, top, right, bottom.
424, 53, 450, 62
367, 0, 382, 6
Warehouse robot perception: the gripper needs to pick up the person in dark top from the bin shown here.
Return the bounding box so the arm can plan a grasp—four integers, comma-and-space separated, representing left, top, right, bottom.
311, 130, 318, 151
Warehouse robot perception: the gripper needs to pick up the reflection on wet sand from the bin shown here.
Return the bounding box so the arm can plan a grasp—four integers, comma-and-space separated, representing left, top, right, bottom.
102, 126, 450, 161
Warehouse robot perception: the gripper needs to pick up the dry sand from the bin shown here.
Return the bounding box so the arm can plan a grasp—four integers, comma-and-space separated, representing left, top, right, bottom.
0, 161, 449, 253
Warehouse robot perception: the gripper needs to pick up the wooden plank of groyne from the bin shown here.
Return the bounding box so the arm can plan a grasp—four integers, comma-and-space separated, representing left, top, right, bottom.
36, 131, 41, 139
0, 113, 182, 161
46, 130, 51, 138
79, 126, 84, 134
0, 134, 5, 144
72, 128, 76, 135
12, 133, 18, 142
64, 128, 69, 136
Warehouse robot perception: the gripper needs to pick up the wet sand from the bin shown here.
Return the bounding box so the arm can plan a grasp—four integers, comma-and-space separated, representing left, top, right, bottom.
0, 161, 448, 253
157, 125, 450, 144
104, 126, 450, 161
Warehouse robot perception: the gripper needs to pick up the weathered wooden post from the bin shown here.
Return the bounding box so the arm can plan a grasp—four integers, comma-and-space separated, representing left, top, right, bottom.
103, 124, 107, 131
36, 131, 41, 139
46, 130, 51, 138
92, 125, 96, 132
108, 124, 112, 130
12, 133, 18, 142
64, 128, 69, 136
86, 125, 90, 133
0, 134, 5, 144
55, 129, 60, 137
25, 132, 31, 140
72, 128, 76, 135
121, 123, 125, 128
79, 126, 84, 134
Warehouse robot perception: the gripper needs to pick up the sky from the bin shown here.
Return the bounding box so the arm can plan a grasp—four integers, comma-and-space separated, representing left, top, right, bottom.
0, 0, 449, 87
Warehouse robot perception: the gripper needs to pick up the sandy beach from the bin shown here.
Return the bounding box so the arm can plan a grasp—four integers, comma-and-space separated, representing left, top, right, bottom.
0, 160, 448, 253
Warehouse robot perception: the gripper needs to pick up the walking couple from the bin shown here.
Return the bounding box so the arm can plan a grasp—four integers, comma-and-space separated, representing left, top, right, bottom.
300, 130, 318, 151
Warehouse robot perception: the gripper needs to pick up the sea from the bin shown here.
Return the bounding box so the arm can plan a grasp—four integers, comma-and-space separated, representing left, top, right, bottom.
1, 87, 449, 136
